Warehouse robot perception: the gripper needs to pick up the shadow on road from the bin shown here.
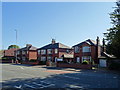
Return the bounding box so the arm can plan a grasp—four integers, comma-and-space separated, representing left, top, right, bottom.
1, 69, 120, 90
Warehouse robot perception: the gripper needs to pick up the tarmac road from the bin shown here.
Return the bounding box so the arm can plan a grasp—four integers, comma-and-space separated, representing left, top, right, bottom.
1, 63, 120, 89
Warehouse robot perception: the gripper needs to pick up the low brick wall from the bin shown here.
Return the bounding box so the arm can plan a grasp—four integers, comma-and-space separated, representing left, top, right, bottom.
22, 61, 39, 65
57, 63, 92, 69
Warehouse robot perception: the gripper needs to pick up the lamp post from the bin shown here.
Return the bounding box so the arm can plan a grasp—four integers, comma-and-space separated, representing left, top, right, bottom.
15, 29, 18, 64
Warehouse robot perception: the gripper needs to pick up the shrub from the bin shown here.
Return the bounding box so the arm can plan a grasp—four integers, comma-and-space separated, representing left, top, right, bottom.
82, 60, 89, 65
29, 59, 37, 62
108, 62, 120, 70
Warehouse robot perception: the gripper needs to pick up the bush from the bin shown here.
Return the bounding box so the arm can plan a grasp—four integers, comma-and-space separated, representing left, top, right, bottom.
82, 60, 89, 65
108, 62, 120, 70
29, 59, 37, 62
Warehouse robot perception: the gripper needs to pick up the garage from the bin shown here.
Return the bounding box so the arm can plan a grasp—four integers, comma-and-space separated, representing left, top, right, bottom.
99, 59, 107, 67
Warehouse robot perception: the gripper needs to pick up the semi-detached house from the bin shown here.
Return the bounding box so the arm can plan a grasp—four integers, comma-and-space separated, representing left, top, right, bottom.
72, 37, 101, 64
37, 39, 74, 64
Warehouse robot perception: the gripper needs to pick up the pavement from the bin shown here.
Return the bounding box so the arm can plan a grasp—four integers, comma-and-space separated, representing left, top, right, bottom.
1, 63, 120, 89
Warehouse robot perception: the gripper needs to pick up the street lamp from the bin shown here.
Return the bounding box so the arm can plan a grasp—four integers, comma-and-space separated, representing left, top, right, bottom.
15, 29, 18, 64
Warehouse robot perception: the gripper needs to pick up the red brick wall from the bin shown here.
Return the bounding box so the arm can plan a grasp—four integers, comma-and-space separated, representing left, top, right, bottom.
28, 50, 37, 60
74, 43, 98, 63
57, 63, 92, 69
37, 48, 73, 61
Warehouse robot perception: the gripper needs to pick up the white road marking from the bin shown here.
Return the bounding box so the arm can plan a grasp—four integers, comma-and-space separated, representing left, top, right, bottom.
32, 81, 55, 88
20, 67, 24, 70
39, 84, 55, 88
62, 75, 80, 80
14, 85, 22, 88
40, 81, 51, 84
32, 82, 43, 86
24, 84, 36, 88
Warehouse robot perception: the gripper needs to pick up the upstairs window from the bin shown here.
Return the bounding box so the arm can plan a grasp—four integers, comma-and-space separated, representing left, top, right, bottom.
17, 51, 20, 54
38, 50, 41, 54
47, 49, 52, 54
22, 51, 26, 54
55, 49, 58, 54
74, 46, 79, 53
82, 46, 91, 52
41, 50, 46, 55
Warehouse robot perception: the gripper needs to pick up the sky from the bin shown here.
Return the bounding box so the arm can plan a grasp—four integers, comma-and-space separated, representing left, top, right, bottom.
2, 2, 116, 49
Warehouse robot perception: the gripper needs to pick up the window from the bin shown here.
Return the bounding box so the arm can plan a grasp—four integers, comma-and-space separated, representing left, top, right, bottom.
74, 46, 79, 53
41, 50, 46, 55
22, 56, 26, 61
47, 56, 52, 61
17, 51, 20, 54
47, 49, 52, 54
22, 51, 26, 54
76, 57, 80, 63
66, 49, 70, 53
82, 46, 91, 52
82, 56, 91, 62
38, 50, 41, 54
41, 57, 46, 61
55, 49, 58, 54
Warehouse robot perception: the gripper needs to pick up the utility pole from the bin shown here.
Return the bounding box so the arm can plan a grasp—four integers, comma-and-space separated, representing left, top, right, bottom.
15, 29, 18, 64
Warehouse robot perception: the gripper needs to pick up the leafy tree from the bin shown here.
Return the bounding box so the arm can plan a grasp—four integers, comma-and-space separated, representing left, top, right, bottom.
8, 45, 20, 50
104, 1, 120, 58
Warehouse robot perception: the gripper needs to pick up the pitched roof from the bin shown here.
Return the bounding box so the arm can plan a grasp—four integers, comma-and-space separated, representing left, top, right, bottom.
73, 39, 97, 47
38, 43, 71, 49
4, 48, 17, 56
17, 45, 37, 51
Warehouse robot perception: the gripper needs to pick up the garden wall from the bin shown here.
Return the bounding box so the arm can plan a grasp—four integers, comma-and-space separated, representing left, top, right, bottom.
57, 63, 92, 69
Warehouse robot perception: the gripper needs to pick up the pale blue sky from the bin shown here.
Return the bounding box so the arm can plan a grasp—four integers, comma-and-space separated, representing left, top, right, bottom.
2, 2, 115, 49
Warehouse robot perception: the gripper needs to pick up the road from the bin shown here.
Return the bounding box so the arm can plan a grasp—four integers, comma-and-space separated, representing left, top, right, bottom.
1, 63, 120, 89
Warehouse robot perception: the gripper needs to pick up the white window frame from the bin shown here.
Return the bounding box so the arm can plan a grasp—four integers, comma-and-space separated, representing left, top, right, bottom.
55, 49, 58, 54
41, 56, 46, 61
22, 56, 26, 61
74, 46, 79, 53
17, 51, 20, 54
41, 49, 46, 55
76, 57, 80, 63
38, 50, 41, 54
82, 46, 91, 52
22, 51, 26, 54
47, 56, 52, 61
47, 49, 52, 54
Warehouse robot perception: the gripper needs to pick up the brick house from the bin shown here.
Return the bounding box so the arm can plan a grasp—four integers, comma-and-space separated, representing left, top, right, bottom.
72, 37, 101, 64
2, 48, 17, 62
37, 39, 74, 64
16, 44, 37, 64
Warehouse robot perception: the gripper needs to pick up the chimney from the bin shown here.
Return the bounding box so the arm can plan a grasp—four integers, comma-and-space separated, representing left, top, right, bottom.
26, 44, 32, 47
96, 36, 100, 46
51, 39, 56, 44
102, 38, 105, 52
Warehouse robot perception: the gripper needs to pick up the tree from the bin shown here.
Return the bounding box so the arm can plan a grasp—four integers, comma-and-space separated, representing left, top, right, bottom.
104, 1, 120, 58
8, 45, 20, 50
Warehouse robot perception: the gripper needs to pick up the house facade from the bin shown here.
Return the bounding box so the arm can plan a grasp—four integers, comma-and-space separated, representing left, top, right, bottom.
73, 37, 101, 64
37, 39, 74, 64
2, 48, 17, 62
16, 44, 37, 63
